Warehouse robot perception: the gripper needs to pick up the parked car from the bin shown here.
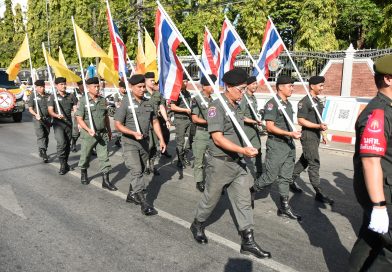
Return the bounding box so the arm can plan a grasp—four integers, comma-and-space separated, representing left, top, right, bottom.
0, 71, 25, 122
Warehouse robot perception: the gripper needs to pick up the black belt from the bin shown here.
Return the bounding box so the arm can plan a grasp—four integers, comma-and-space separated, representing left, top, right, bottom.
268, 135, 291, 143
212, 155, 241, 163
196, 126, 208, 131
175, 116, 190, 120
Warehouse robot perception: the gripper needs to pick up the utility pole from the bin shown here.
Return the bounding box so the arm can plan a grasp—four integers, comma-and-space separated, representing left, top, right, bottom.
92, 5, 99, 78
137, 0, 143, 40
45, 0, 51, 54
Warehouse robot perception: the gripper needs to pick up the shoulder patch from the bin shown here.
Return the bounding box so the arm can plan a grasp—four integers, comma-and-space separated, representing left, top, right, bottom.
359, 109, 386, 156
267, 103, 274, 111
208, 106, 217, 118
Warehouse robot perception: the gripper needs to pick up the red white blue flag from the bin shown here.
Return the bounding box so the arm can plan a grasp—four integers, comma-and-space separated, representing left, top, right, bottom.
217, 18, 244, 87
106, 9, 127, 73
155, 6, 183, 101
201, 27, 219, 77
252, 18, 284, 84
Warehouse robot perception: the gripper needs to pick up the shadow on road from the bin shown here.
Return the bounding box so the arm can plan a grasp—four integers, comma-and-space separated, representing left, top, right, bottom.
224, 258, 253, 272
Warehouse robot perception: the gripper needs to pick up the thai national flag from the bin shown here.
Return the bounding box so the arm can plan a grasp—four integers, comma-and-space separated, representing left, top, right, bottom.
252, 18, 284, 84
201, 28, 219, 77
218, 18, 244, 87
106, 9, 127, 74
155, 6, 183, 101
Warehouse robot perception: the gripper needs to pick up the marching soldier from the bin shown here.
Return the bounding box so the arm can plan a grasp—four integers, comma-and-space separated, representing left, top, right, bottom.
171, 77, 192, 168
71, 80, 83, 152
290, 76, 334, 205
28, 79, 51, 163
114, 74, 166, 216
240, 76, 263, 179
154, 81, 172, 158
254, 75, 302, 220
113, 81, 127, 147
76, 77, 117, 191
190, 68, 271, 259
191, 74, 216, 192
144, 72, 171, 175
349, 54, 392, 271
48, 77, 77, 175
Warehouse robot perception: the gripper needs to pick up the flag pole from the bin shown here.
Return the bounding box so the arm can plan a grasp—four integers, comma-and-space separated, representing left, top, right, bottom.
71, 16, 95, 132
106, 0, 140, 133
156, 1, 252, 147
42, 42, 62, 116
268, 16, 323, 123
224, 16, 297, 132
25, 34, 40, 118
178, 60, 208, 108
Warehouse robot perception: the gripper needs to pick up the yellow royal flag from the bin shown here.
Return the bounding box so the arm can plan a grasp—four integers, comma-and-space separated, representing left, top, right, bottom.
98, 45, 119, 87
144, 29, 158, 79
135, 32, 146, 74
43, 47, 82, 83
6, 35, 30, 81
58, 47, 68, 67
74, 23, 109, 59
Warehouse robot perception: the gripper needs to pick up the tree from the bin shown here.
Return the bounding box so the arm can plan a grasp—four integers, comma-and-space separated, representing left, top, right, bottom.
0, 0, 16, 67
13, 4, 25, 51
295, 0, 339, 51
377, 3, 392, 47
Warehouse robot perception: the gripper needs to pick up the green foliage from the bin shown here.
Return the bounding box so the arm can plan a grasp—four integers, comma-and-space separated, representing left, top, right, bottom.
295, 0, 339, 51
378, 3, 392, 47
0, 0, 16, 67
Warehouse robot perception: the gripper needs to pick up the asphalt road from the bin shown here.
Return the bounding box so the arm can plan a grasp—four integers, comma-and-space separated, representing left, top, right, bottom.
0, 113, 361, 272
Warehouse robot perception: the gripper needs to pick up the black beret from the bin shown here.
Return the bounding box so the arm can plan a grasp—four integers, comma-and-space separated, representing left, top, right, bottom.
145, 72, 155, 79
374, 54, 392, 75
200, 74, 217, 86
129, 74, 145, 85
34, 80, 45, 87
222, 67, 248, 86
54, 77, 66, 84
276, 75, 294, 85
247, 76, 257, 85
119, 81, 126, 88
309, 76, 325, 85
86, 77, 99, 85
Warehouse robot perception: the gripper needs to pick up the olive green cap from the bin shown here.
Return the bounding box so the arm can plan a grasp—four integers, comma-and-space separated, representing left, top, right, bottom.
374, 54, 392, 75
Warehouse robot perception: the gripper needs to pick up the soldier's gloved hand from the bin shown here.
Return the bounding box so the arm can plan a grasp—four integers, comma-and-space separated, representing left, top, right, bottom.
368, 207, 389, 234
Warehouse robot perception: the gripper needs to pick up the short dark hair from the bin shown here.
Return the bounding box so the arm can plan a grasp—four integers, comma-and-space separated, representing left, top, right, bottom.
374, 73, 389, 89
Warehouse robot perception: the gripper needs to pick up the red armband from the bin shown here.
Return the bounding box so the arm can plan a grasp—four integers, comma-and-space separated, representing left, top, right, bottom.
359, 109, 386, 156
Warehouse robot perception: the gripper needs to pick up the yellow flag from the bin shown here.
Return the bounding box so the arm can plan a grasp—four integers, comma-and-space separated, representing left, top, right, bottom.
144, 29, 158, 80
58, 47, 68, 67
6, 35, 30, 81
43, 47, 82, 83
98, 45, 119, 87
74, 23, 109, 59
135, 31, 146, 74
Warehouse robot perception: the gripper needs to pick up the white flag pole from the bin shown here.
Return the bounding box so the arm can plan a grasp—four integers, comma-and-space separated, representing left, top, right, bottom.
71, 16, 95, 132
268, 16, 323, 123
224, 16, 297, 132
157, 1, 253, 147
42, 42, 62, 116
106, 0, 141, 133
25, 34, 40, 118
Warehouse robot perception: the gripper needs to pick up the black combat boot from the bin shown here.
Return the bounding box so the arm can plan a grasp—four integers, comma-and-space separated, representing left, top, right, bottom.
149, 159, 160, 176
126, 184, 140, 205
102, 172, 118, 191
135, 192, 158, 216
315, 188, 334, 205
190, 219, 208, 244
40, 149, 49, 163
196, 182, 205, 192
240, 229, 271, 258
290, 181, 303, 193
71, 138, 77, 152
176, 148, 185, 169
81, 169, 89, 185
278, 196, 302, 221
59, 159, 67, 175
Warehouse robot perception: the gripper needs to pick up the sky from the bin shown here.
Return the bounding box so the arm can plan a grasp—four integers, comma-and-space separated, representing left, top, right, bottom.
0, 0, 28, 17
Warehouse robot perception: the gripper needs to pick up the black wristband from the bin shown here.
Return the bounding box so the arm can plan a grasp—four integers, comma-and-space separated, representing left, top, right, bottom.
372, 201, 387, 207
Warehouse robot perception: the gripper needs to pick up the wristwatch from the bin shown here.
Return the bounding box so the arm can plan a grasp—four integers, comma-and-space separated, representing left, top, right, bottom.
372, 201, 387, 207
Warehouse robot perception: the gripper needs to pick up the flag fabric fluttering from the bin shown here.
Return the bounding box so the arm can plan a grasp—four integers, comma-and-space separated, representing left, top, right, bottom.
58, 47, 68, 67
6, 35, 30, 81
144, 28, 158, 80
135, 28, 146, 74
74, 23, 109, 60
252, 18, 284, 84
155, 6, 183, 101
201, 27, 219, 77
98, 44, 119, 87
43, 47, 82, 83
106, 9, 127, 74
217, 18, 245, 87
